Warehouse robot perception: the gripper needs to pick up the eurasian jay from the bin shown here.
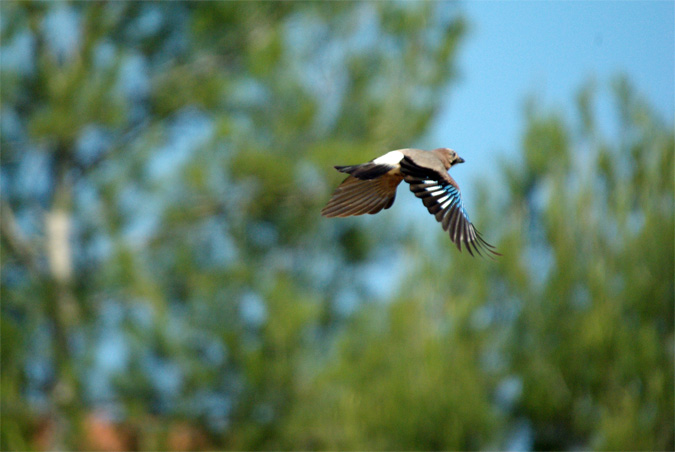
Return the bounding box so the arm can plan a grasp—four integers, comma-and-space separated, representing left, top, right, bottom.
321, 148, 499, 257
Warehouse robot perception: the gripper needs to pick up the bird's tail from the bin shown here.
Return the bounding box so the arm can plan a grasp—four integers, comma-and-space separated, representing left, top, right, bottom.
334, 163, 392, 180
334, 164, 358, 173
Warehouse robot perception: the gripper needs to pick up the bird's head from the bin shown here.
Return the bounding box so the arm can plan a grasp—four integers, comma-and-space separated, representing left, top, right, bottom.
433, 148, 465, 169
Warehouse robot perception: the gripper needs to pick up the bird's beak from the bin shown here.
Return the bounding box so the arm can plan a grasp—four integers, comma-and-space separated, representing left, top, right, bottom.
456, 157, 465, 164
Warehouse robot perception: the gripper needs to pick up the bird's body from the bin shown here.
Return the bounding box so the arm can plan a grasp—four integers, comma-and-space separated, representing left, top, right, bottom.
321, 148, 500, 257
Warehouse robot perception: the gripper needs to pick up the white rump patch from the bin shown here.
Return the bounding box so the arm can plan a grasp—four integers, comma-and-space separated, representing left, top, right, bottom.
373, 150, 404, 166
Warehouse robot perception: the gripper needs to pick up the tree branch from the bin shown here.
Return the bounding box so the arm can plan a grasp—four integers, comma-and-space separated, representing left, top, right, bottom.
0, 199, 42, 277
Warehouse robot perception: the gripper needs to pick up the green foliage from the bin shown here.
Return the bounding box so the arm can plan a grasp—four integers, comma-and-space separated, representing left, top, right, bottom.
282, 299, 499, 450
1, 2, 467, 450
1, 1, 672, 450
267, 79, 674, 451
501, 78, 674, 450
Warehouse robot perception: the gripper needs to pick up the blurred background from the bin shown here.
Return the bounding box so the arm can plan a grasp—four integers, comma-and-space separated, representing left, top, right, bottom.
1, 2, 673, 450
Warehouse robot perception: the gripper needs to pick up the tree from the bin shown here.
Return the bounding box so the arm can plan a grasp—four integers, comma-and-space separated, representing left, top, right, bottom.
502, 78, 674, 450
266, 79, 673, 451
1, 2, 466, 449
3, 2, 671, 450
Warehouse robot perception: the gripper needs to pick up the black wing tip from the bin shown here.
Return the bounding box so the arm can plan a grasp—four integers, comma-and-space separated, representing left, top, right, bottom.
449, 225, 501, 259
455, 242, 501, 259
470, 229, 502, 259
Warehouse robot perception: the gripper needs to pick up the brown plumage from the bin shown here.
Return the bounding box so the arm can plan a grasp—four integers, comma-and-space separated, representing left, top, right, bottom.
320, 172, 403, 217
321, 148, 500, 257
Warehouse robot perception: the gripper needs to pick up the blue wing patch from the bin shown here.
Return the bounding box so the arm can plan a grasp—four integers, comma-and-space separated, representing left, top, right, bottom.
405, 177, 499, 257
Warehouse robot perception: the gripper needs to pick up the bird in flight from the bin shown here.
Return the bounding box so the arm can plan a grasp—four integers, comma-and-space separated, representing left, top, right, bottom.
321, 148, 500, 257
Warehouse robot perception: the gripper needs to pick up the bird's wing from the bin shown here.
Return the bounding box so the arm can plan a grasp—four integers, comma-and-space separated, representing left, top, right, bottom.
402, 166, 500, 257
321, 173, 403, 217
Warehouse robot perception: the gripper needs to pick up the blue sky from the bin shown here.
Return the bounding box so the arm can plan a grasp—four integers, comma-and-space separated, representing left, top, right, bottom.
428, 1, 674, 198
